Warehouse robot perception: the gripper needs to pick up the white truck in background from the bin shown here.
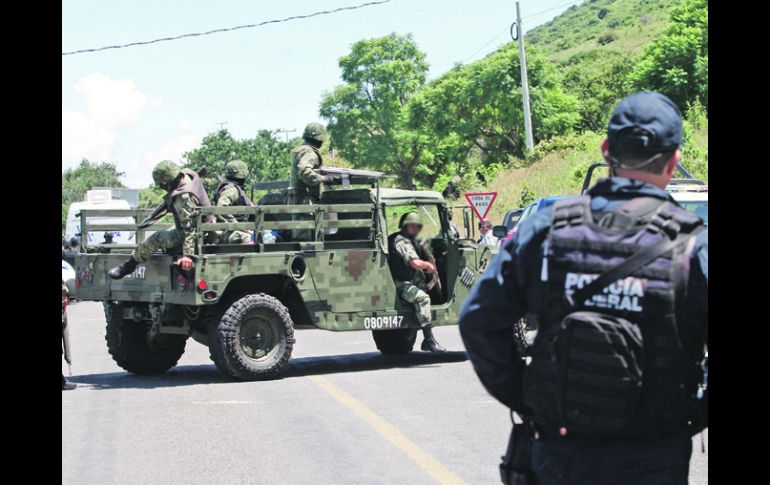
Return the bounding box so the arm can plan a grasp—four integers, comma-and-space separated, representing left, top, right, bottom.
64, 189, 137, 246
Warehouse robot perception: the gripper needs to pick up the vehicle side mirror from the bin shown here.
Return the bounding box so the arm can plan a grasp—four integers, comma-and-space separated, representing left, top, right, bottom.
492, 225, 508, 239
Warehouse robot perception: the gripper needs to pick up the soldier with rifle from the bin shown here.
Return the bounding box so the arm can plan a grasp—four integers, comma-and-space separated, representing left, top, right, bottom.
387, 212, 446, 353
108, 160, 215, 279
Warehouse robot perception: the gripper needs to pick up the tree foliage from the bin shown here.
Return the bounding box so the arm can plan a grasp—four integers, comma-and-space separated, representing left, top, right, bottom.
409, 44, 579, 184
629, 0, 708, 110
183, 129, 300, 193
320, 33, 429, 189
562, 50, 634, 131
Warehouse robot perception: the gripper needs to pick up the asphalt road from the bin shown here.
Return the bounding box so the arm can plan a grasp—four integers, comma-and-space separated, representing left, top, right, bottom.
62, 301, 707, 485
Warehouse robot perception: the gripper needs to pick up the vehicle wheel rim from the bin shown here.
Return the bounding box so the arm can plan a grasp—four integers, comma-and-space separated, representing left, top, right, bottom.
239, 315, 277, 361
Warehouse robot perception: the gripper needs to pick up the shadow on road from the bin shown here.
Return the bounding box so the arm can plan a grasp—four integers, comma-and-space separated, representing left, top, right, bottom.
70, 351, 468, 389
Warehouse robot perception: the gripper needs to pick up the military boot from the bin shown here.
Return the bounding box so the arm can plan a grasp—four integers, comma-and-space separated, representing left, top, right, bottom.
62, 375, 76, 390
108, 258, 138, 280
420, 324, 447, 353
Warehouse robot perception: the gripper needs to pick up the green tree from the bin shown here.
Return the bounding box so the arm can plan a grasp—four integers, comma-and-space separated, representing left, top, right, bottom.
628, 0, 708, 110
320, 33, 430, 189
138, 185, 165, 209
562, 50, 634, 131
61, 159, 125, 229
408, 43, 579, 182
184, 128, 297, 194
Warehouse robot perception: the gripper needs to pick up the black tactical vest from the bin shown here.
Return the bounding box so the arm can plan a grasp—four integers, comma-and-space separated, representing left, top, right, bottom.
164, 168, 215, 227
522, 195, 705, 439
387, 232, 424, 282
215, 181, 255, 222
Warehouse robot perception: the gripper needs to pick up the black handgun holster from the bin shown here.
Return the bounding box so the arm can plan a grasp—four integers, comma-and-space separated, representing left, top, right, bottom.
500, 421, 534, 485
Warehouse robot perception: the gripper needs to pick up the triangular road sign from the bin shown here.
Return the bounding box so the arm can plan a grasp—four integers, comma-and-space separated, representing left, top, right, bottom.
464, 192, 498, 221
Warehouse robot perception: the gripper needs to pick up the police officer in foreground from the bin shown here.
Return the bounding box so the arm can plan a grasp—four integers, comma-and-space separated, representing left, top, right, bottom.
108, 160, 215, 279
388, 212, 446, 353
215, 159, 255, 244
459, 91, 708, 484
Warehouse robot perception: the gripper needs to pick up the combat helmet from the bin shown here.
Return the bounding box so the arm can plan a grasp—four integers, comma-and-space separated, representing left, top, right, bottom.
400, 212, 423, 228
225, 159, 248, 180
152, 160, 180, 187
303, 123, 327, 144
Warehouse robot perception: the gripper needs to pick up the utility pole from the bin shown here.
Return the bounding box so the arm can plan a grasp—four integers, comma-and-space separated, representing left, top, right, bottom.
275, 128, 297, 143
215, 121, 228, 131
515, 1, 534, 151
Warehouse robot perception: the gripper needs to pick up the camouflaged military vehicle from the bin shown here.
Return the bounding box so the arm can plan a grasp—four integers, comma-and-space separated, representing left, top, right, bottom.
73, 168, 498, 381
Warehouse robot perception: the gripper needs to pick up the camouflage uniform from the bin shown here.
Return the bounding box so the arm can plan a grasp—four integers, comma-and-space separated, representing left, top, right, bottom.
289, 123, 327, 240
215, 183, 252, 244
110, 161, 214, 280
289, 145, 324, 205
133, 186, 201, 262
393, 237, 432, 326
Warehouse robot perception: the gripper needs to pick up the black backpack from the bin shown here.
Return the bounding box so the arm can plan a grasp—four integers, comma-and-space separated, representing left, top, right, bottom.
522, 196, 705, 439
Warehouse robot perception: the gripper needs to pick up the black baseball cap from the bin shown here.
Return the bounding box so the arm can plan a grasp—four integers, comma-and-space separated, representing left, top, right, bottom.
608, 91, 682, 152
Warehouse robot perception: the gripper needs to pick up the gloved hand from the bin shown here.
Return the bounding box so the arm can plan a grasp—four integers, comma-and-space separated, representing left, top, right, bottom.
320, 175, 334, 183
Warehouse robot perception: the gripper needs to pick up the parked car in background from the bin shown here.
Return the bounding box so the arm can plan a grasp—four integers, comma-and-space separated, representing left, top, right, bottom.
580, 161, 707, 226
62, 260, 76, 299
501, 208, 524, 231
493, 196, 570, 242
666, 179, 708, 226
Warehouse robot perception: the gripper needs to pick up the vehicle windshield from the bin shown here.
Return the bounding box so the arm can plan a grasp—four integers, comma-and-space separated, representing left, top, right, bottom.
677, 201, 708, 225
385, 205, 444, 239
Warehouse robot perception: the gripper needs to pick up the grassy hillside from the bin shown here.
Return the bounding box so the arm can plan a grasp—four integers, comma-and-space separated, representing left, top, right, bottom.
528, 0, 684, 65
479, 111, 707, 224
453, 0, 707, 224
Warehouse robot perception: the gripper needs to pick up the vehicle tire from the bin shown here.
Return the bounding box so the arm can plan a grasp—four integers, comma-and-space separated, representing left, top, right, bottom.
212, 293, 295, 381
372, 328, 418, 355
104, 303, 187, 375
206, 306, 228, 373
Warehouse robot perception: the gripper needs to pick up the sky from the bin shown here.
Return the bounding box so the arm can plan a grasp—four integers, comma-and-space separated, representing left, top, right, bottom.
62, 0, 579, 188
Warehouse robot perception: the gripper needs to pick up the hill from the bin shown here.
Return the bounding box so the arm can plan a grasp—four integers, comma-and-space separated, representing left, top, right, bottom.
528, 0, 684, 65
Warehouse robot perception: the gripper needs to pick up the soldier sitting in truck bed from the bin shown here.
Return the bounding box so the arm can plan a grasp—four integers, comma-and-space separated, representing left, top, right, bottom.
215, 159, 255, 244
108, 160, 215, 279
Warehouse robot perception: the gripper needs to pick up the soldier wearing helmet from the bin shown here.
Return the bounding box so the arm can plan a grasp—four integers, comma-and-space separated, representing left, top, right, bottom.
288, 122, 332, 240
386, 212, 446, 353
215, 159, 255, 244
108, 160, 215, 279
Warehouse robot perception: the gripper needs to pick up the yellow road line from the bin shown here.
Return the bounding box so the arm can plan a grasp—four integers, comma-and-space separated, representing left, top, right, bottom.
308, 375, 466, 485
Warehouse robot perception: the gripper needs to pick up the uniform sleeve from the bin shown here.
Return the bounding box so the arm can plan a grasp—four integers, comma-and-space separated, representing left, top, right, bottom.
688, 229, 708, 345
394, 239, 420, 266
173, 193, 201, 257
297, 151, 324, 186
459, 211, 550, 410
216, 185, 240, 224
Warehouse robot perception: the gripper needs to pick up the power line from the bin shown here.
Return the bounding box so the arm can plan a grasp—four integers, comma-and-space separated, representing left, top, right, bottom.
432, 1, 582, 69
433, 25, 510, 68
526, 0, 582, 21
62, 0, 391, 56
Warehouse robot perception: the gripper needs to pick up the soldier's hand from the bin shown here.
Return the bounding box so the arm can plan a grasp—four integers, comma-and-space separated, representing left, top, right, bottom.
424, 261, 437, 273
321, 175, 334, 183
176, 256, 194, 271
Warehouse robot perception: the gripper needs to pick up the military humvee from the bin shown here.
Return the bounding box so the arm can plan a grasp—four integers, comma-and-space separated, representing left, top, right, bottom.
74, 168, 498, 380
